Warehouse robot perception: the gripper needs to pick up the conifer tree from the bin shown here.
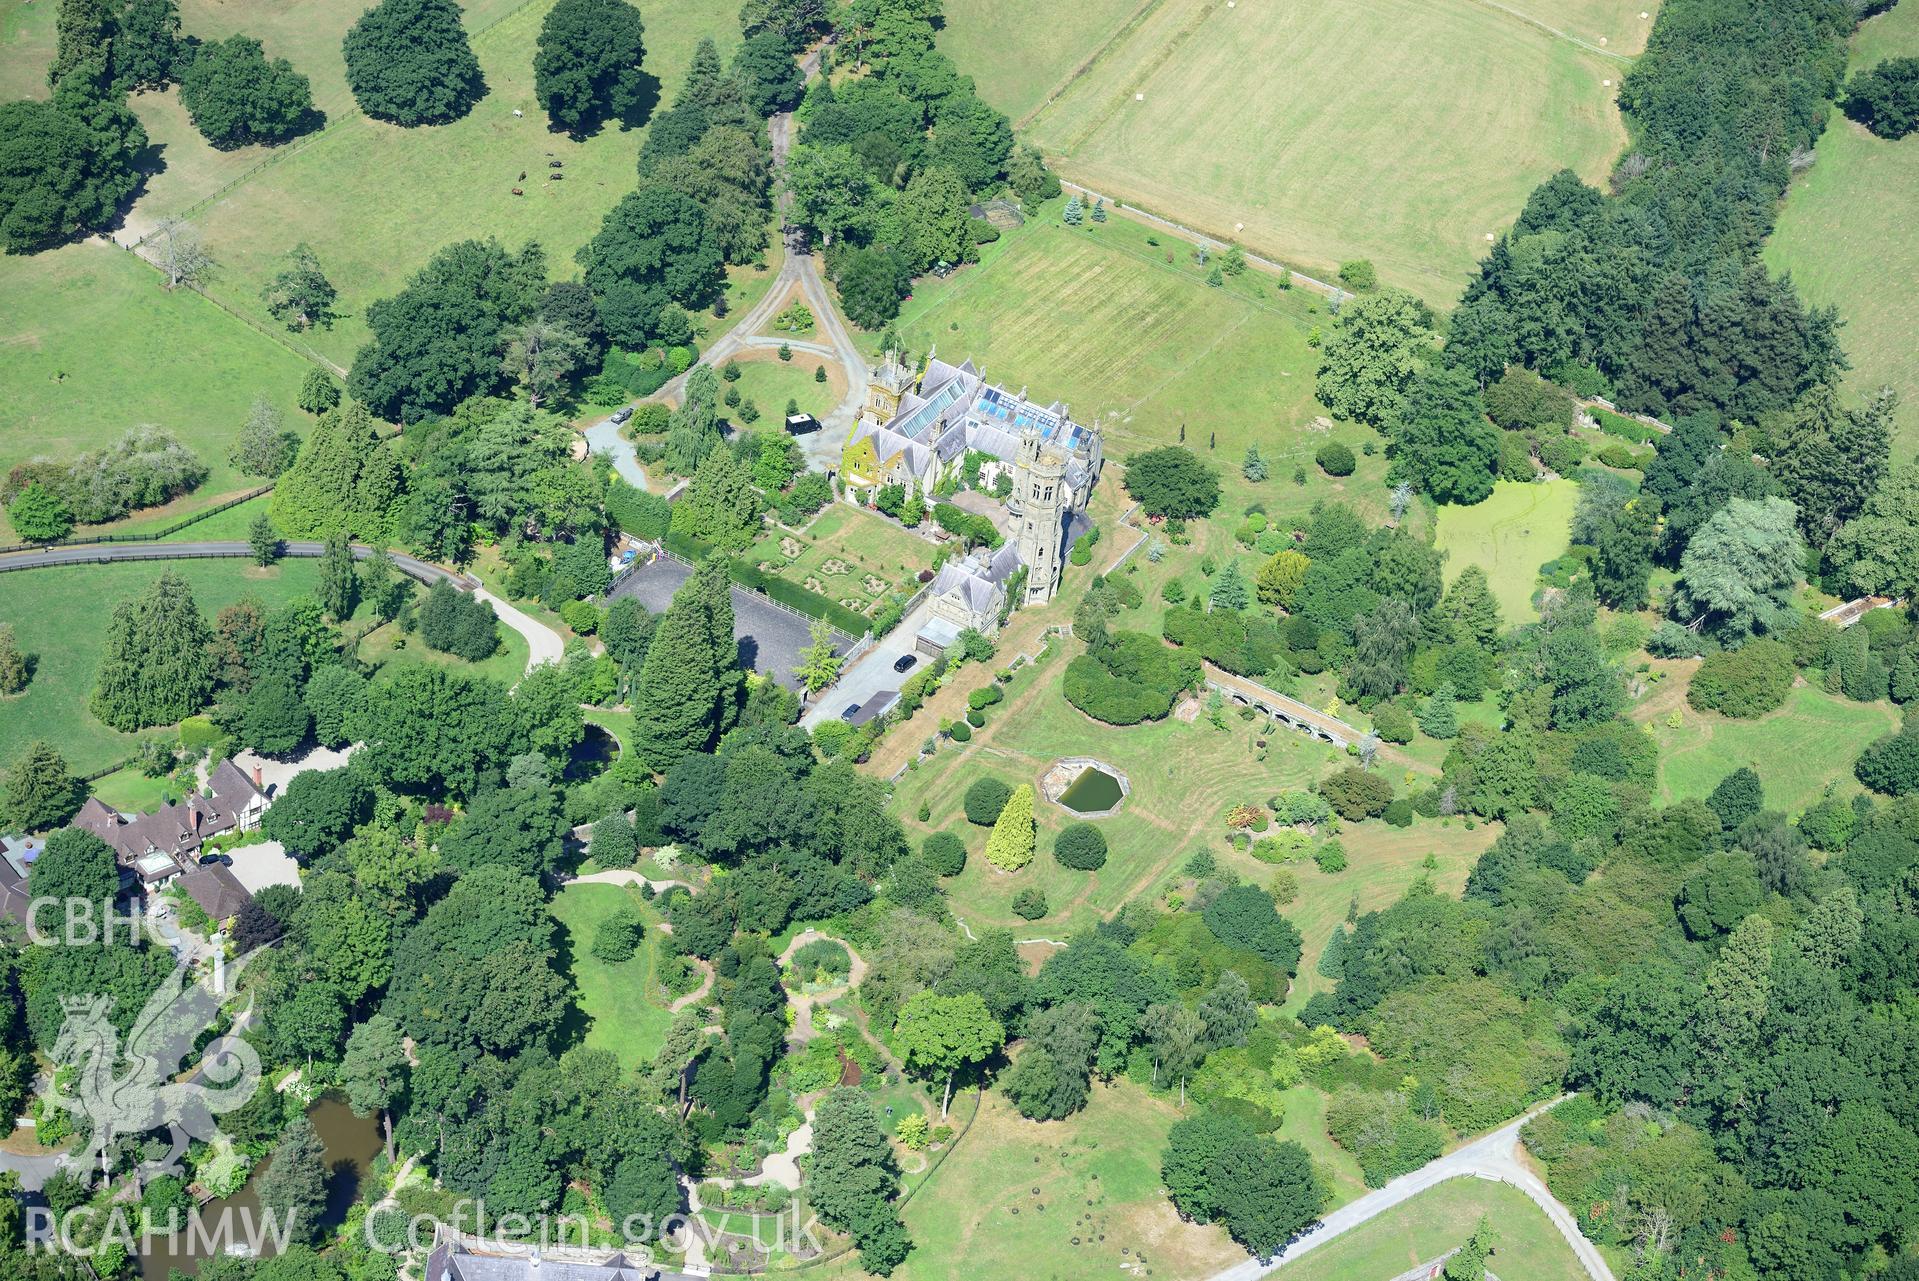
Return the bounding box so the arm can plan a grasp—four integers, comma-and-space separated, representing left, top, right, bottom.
254, 1115, 329, 1244
0, 623, 29, 694
630, 558, 736, 770
4, 741, 82, 832
984, 783, 1035, 870
318, 528, 358, 621
90, 570, 214, 730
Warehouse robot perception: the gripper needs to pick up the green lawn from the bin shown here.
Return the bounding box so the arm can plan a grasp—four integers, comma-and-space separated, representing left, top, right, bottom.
169, 0, 742, 370
0, 559, 326, 776
993, 0, 1637, 303
882, 201, 1346, 507
0, 244, 314, 543
0, 558, 530, 780
885, 1082, 1244, 1281
550, 881, 674, 1071
727, 355, 841, 427
1265, 1176, 1589, 1281
1766, 0, 1919, 453
1434, 479, 1579, 624
1635, 674, 1900, 815
88, 765, 181, 814
889, 646, 1351, 935
0, 0, 55, 101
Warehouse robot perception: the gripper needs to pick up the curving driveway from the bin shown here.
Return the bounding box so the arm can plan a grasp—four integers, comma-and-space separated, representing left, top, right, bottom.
1212, 1096, 1613, 1281
0, 539, 563, 677
640, 48, 870, 476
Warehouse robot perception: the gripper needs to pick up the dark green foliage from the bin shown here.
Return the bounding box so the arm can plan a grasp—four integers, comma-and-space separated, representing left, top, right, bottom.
1122, 446, 1221, 519
1856, 727, 1919, 796
4, 742, 82, 832
591, 910, 643, 961
731, 31, 804, 116
580, 183, 725, 348
1483, 365, 1573, 433
1705, 767, 1763, 829
921, 830, 966, 876
355, 666, 519, 798
343, 0, 484, 125
0, 87, 146, 253
1385, 365, 1499, 505
1843, 57, 1919, 138
962, 776, 1011, 825
179, 36, 315, 147
1065, 630, 1200, 725
90, 570, 213, 730
27, 827, 118, 905
242, 675, 310, 757
1002, 1001, 1101, 1120
1687, 638, 1795, 717
534, 0, 651, 135
1320, 766, 1393, 820
630, 558, 738, 770
1326, 1087, 1447, 1187
115, 0, 184, 89
1202, 884, 1303, 975
254, 1116, 329, 1243
1675, 851, 1763, 939
418, 578, 500, 661
1208, 1135, 1323, 1257
604, 479, 671, 539
1052, 823, 1107, 870
262, 764, 372, 861
835, 247, 911, 329
440, 783, 566, 876
1162, 604, 1285, 678
807, 1089, 910, 1275
1011, 887, 1047, 920
349, 238, 547, 422
1314, 441, 1355, 476
304, 664, 366, 747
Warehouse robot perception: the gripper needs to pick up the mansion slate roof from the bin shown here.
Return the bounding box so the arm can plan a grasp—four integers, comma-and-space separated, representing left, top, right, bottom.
851, 353, 1095, 475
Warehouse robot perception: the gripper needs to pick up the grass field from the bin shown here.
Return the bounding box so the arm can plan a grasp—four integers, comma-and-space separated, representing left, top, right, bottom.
1265, 1175, 1589, 1281
0, 559, 326, 775
986, 0, 1637, 303
0, 244, 314, 543
1434, 478, 1578, 624
356, 606, 530, 687
1632, 669, 1899, 815
1767, 0, 1919, 453
882, 202, 1358, 506
168, 0, 741, 370
885, 1082, 1243, 1281
550, 881, 675, 1071
0, 0, 54, 101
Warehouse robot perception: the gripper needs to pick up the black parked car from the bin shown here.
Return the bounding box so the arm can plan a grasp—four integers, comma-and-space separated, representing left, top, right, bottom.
893, 653, 919, 674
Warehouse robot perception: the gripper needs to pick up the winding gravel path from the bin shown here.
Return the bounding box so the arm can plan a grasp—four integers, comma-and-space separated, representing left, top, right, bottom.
1209, 1097, 1613, 1281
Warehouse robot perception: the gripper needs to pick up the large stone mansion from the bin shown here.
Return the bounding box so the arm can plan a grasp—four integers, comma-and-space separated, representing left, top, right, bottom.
839, 352, 1104, 620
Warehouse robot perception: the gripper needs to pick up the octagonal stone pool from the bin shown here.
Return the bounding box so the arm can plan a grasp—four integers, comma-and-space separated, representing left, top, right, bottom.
1039, 757, 1130, 817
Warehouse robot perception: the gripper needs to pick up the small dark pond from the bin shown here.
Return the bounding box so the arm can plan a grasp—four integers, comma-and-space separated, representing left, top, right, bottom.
137, 1096, 381, 1281
1058, 767, 1123, 814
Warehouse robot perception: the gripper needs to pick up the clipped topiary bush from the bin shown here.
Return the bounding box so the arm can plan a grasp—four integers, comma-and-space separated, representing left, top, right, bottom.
964, 776, 1013, 825
1315, 442, 1356, 477
922, 831, 967, 877
1012, 887, 1048, 919
1052, 823, 1108, 870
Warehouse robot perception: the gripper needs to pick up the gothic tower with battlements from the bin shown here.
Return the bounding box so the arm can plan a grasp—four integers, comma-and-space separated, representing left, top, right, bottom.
1012, 427, 1067, 603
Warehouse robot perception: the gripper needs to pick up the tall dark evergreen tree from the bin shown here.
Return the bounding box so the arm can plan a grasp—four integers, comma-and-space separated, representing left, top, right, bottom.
629, 558, 737, 770
90, 570, 214, 730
